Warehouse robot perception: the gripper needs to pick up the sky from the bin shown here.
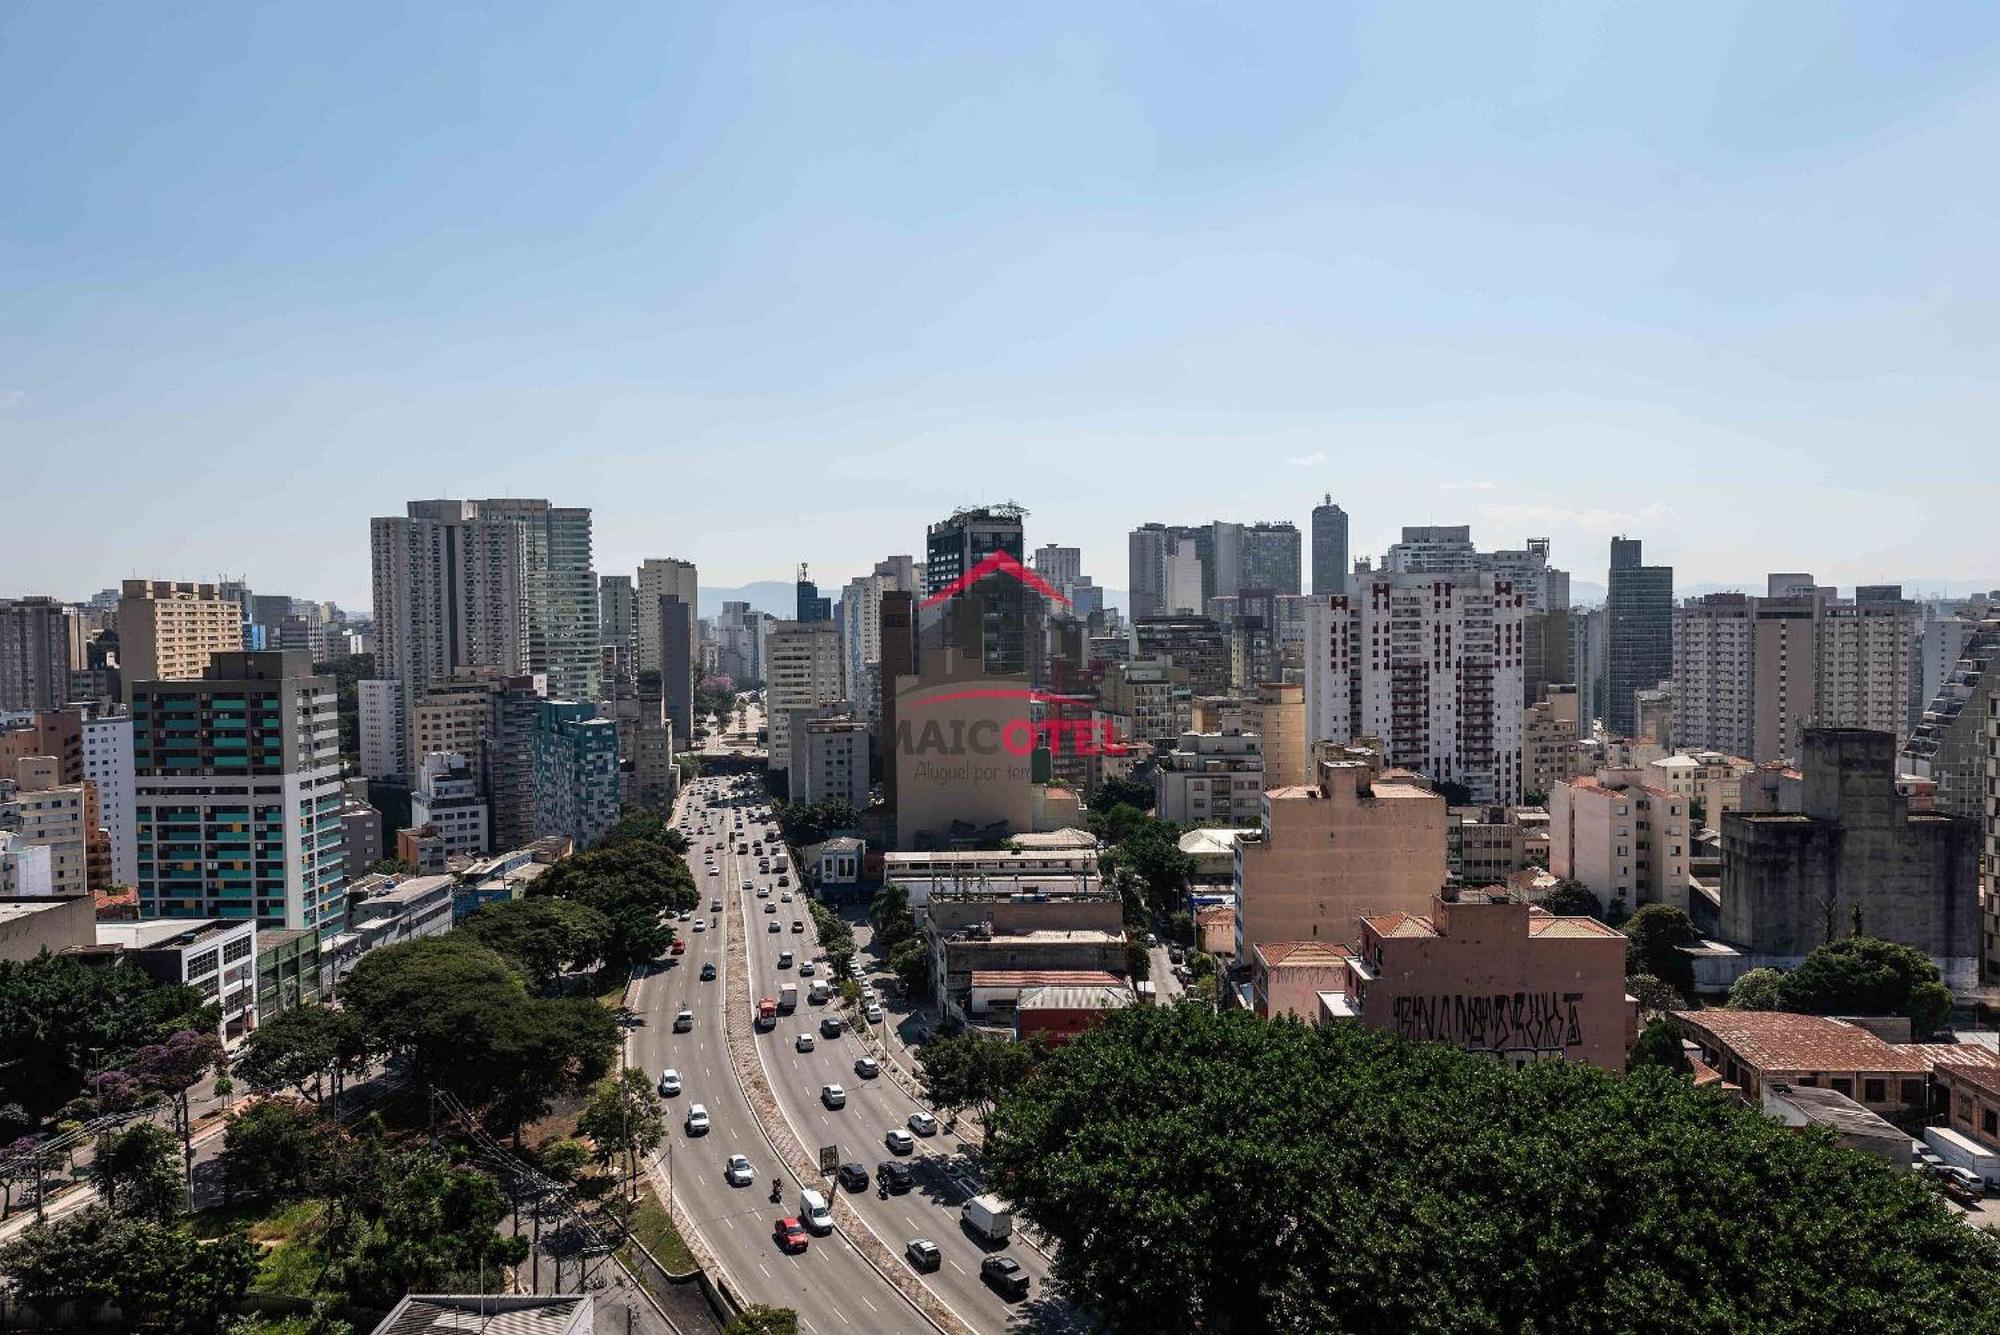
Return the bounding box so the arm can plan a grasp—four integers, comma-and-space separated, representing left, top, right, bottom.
5, 2, 2000, 610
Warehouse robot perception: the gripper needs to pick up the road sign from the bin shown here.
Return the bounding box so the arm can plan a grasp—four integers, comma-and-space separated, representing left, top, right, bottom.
818, 1144, 840, 1174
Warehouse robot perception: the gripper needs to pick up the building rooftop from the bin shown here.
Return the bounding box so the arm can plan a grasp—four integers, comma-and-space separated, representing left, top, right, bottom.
1194, 904, 1236, 927
354, 874, 456, 908
1674, 1011, 1930, 1074
1178, 827, 1257, 857
959, 929, 1125, 947
1525, 913, 1625, 940
1936, 1062, 2000, 1098
1254, 940, 1350, 968
0, 898, 88, 928
1762, 1083, 1907, 1146
97, 918, 248, 952
1007, 828, 1100, 850
1017, 984, 1134, 1012
372, 1295, 591, 1335
970, 969, 1125, 990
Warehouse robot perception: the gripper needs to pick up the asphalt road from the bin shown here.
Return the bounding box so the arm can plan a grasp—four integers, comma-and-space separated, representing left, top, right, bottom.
702, 776, 1081, 1335
631, 779, 931, 1335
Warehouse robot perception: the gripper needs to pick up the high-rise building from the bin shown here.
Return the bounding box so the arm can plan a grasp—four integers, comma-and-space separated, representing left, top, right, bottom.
1128, 524, 1209, 620
1032, 545, 1082, 591
1381, 526, 1481, 575
658, 593, 695, 745
357, 679, 407, 779
410, 751, 488, 856
479, 500, 598, 703
0, 757, 90, 897
82, 714, 136, 888
485, 674, 547, 849
531, 701, 619, 849
1549, 767, 1691, 914
1133, 617, 1230, 697
837, 557, 920, 712
117, 581, 245, 686
599, 574, 637, 666
1212, 521, 1302, 597
766, 621, 842, 777
1310, 497, 1349, 599
132, 651, 344, 930
635, 557, 698, 715
1605, 538, 1673, 738
1818, 586, 1915, 744
795, 564, 832, 623
0, 598, 78, 712
878, 590, 917, 812
1303, 572, 1528, 805
1901, 617, 2000, 821
370, 500, 527, 710
1752, 587, 1820, 764
1674, 593, 1756, 758
796, 714, 869, 809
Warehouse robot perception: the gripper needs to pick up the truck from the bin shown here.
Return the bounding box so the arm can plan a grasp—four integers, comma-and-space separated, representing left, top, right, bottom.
773, 852, 789, 873
960, 1193, 1013, 1243
755, 997, 777, 1030
1924, 1126, 2000, 1188
778, 982, 798, 1014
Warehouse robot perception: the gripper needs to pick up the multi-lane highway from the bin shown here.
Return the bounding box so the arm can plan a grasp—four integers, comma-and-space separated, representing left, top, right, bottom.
638, 755, 1078, 1334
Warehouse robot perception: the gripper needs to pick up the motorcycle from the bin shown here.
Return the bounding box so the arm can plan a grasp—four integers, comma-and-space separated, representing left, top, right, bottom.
770, 1179, 784, 1203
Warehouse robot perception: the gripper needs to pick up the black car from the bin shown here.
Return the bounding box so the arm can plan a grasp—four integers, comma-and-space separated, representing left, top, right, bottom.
877, 1160, 914, 1195
981, 1255, 1031, 1300
820, 1016, 844, 1038
837, 1161, 869, 1192
699, 962, 717, 981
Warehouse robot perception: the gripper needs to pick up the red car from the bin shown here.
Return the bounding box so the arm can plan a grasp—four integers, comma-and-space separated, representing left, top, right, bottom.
669, 939, 686, 956
773, 1217, 809, 1253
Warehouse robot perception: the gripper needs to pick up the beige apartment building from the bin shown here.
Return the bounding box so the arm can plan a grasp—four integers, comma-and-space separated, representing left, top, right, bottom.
411, 672, 502, 784
117, 580, 243, 685
1190, 683, 1309, 789
1524, 687, 1582, 798
1233, 757, 1445, 956
0, 756, 90, 896
1752, 590, 1820, 763
1549, 767, 1690, 914
1156, 727, 1266, 828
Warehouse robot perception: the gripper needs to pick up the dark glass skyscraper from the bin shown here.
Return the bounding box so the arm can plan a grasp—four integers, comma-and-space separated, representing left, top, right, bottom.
1311, 496, 1349, 597
1605, 536, 1673, 737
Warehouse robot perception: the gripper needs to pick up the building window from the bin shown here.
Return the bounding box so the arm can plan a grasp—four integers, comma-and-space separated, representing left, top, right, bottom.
1984, 1109, 1998, 1137
1830, 1078, 1853, 1097
1900, 1080, 1923, 1106
1863, 1079, 1886, 1104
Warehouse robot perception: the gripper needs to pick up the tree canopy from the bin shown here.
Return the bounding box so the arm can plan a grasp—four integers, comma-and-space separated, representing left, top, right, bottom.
235, 1002, 367, 1104
460, 896, 611, 990
984, 1003, 2000, 1335
1726, 967, 1786, 1011
0, 954, 215, 1124
1088, 772, 1155, 815
1621, 903, 1699, 1002
1771, 935, 1955, 1035
775, 799, 858, 847
525, 818, 697, 974
1535, 878, 1604, 920
916, 1033, 1036, 1123
0, 1208, 257, 1335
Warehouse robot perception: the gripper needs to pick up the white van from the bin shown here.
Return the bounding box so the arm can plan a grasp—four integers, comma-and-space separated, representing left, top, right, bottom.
808, 980, 831, 1005
799, 1187, 834, 1234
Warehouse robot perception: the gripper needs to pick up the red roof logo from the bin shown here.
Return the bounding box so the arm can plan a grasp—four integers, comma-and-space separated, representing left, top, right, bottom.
919, 549, 1068, 610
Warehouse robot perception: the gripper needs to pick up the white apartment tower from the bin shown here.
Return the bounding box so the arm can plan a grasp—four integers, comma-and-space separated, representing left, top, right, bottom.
635, 558, 699, 676
82, 714, 137, 887
1672, 593, 1756, 758
1818, 586, 1916, 744
765, 621, 843, 777
1303, 572, 1527, 805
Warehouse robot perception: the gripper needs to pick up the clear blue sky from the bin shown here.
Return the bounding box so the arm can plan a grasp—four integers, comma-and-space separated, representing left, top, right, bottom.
5, 2, 1999, 608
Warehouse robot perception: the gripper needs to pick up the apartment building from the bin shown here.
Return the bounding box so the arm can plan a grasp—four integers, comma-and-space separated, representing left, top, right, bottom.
82, 713, 136, 887
1233, 757, 1445, 957
530, 701, 619, 849
796, 714, 868, 809
1156, 728, 1265, 828
765, 621, 842, 776
1133, 617, 1230, 696
117, 580, 245, 685
1096, 657, 1190, 751
357, 678, 406, 779
132, 651, 345, 930
1752, 586, 1821, 764
409, 751, 488, 857
0, 757, 90, 896
1524, 688, 1582, 798
1302, 571, 1527, 805
1549, 767, 1690, 914
1674, 593, 1756, 757
1818, 586, 1915, 744
0, 597, 78, 712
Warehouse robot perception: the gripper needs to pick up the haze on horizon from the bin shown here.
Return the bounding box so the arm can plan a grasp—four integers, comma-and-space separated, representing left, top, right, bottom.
5, 3, 1999, 608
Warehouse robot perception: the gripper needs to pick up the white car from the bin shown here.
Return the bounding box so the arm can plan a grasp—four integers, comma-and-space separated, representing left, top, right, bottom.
781, 892, 793, 903
691, 919, 706, 932
908, 1111, 938, 1136
795, 1033, 816, 1053
724, 1154, 754, 1187
884, 1128, 915, 1154
864, 1004, 883, 1024
658, 1068, 681, 1096
685, 1104, 711, 1135
821, 1083, 847, 1109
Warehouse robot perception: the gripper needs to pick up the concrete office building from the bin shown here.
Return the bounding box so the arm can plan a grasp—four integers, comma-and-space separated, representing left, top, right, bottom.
485, 674, 547, 849
836, 558, 919, 709
1549, 767, 1690, 914
1902, 617, 2000, 820
1302, 572, 1528, 805
82, 713, 136, 888
117, 580, 244, 685
530, 701, 620, 849
635, 556, 698, 693
132, 651, 345, 930
657, 593, 695, 746
926, 504, 1032, 677
1133, 617, 1230, 696
878, 591, 917, 811
0, 758, 90, 896
98, 917, 260, 1042
409, 751, 488, 856
411, 673, 501, 788
0, 597, 78, 712
1031, 545, 1081, 592
1311, 497, 1349, 598
1096, 657, 1190, 751
1752, 585, 1821, 764
1127, 524, 1209, 620
1723, 728, 1981, 989
1674, 593, 1756, 758
1233, 755, 1445, 957
796, 714, 869, 809
1818, 586, 1916, 744
766, 620, 842, 777
370, 500, 527, 711
358, 678, 406, 779
1225, 522, 1303, 597
1605, 538, 1673, 738
598, 574, 637, 666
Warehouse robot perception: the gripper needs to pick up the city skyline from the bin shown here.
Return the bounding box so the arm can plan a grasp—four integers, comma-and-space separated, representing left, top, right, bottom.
7, 4, 2000, 602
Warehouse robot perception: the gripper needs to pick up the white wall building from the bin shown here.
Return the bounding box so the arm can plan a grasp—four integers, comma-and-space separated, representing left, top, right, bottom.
410, 751, 489, 856
82, 714, 136, 887
1549, 767, 1690, 914
1155, 729, 1265, 828
358, 678, 407, 779
1673, 593, 1756, 759
635, 558, 699, 677
766, 621, 842, 776
1818, 587, 1916, 744
795, 715, 869, 809
99, 918, 259, 1043
0, 830, 54, 897
1304, 571, 1527, 805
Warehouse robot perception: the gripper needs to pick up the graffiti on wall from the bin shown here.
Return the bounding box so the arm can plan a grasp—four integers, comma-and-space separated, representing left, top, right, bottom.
1391, 991, 1586, 1054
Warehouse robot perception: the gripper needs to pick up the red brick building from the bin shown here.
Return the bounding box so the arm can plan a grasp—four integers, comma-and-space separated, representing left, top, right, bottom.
1015, 983, 1134, 1047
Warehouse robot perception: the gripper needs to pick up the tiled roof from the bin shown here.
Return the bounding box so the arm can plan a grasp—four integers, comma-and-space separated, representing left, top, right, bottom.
1936, 1062, 2000, 1098
1908, 1045, 2000, 1072
1017, 984, 1135, 1012
1362, 912, 1437, 938
1194, 905, 1236, 926
1673, 1011, 1928, 1075
1526, 915, 1624, 939
969, 969, 1124, 989
1255, 941, 1351, 967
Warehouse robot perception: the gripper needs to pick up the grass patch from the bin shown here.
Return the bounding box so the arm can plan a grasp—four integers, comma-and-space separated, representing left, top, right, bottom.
192, 1197, 334, 1298
610, 1183, 695, 1275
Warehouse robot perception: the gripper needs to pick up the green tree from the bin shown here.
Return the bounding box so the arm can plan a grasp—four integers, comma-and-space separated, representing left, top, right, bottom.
774, 799, 857, 847
117, 1029, 224, 1203
889, 935, 932, 996
1727, 967, 1786, 1011
366, 858, 416, 876
460, 896, 612, 990
577, 1068, 665, 1198
236, 1002, 368, 1105
1621, 903, 1699, 1002
0, 1209, 257, 1335
538, 1138, 590, 1184
1537, 878, 1604, 920
1626, 972, 1685, 1022
723, 1306, 800, 1335
869, 882, 916, 952
1775, 936, 1955, 1035
88, 1123, 182, 1220
984, 1003, 2000, 1335
916, 1033, 1036, 1125
1627, 1017, 1693, 1076
1088, 772, 1154, 815
0, 954, 214, 1122
221, 1098, 326, 1204
330, 1151, 527, 1310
